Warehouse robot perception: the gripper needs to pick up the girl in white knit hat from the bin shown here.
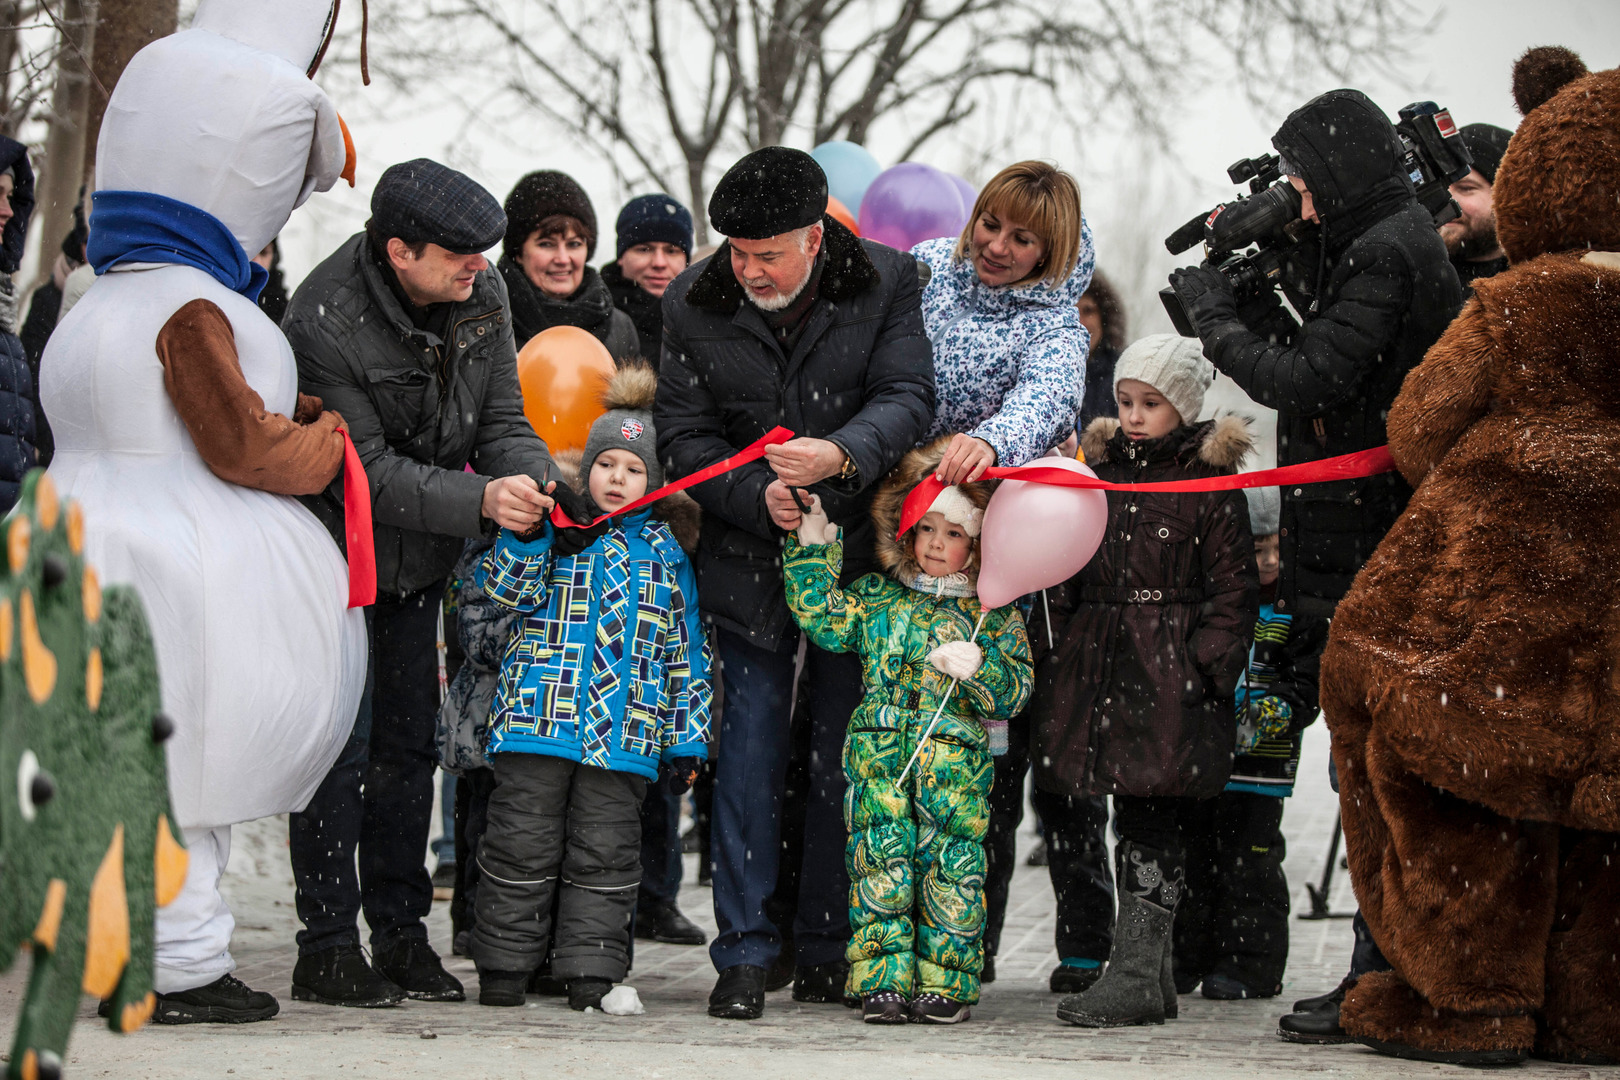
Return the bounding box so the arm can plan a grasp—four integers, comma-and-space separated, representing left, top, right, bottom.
1029, 333, 1259, 1030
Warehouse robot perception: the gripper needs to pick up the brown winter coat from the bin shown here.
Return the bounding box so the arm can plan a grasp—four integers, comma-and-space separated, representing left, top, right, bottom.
1322, 48, 1620, 1062
1031, 416, 1256, 800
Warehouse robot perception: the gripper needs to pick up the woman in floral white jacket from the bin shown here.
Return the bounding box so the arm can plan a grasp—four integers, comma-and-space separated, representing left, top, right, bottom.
913, 161, 1094, 484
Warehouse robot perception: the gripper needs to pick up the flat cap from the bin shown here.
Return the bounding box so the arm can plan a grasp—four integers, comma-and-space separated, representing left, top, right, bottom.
709, 146, 828, 240
371, 158, 506, 255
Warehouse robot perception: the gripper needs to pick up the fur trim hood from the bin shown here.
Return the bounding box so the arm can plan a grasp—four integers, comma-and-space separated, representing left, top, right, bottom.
682, 213, 879, 312
869, 436, 993, 582
1081, 414, 1253, 471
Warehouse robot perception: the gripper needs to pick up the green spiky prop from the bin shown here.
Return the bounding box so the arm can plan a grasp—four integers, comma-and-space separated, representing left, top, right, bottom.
0, 471, 186, 1080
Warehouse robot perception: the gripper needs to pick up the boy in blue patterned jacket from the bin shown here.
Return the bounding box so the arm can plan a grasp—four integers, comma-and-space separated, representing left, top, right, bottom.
472, 366, 712, 1012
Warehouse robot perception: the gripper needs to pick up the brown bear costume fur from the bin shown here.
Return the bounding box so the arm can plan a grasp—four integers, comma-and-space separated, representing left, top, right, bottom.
1320, 46, 1620, 1066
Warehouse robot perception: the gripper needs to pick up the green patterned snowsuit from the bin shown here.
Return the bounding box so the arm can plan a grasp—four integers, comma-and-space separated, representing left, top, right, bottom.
784, 537, 1032, 1003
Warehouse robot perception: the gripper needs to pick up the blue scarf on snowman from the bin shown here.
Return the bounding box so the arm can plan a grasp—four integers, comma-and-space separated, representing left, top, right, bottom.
87, 189, 267, 302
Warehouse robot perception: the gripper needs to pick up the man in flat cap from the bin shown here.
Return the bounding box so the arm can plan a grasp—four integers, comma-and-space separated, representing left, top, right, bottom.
655, 145, 935, 1020
1441, 122, 1513, 295
283, 158, 572, 1007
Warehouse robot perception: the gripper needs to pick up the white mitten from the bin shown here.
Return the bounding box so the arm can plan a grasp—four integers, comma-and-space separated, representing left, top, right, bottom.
929, 640, 983, 681
796, 493, 840, 545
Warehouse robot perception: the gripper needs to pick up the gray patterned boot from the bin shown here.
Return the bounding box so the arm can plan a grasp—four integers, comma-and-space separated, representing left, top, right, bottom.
1057, 842, 1184, 1028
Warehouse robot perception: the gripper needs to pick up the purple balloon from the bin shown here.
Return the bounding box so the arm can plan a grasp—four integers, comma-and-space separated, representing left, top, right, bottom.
858, 163, 968, 253
948, 173, 978, 219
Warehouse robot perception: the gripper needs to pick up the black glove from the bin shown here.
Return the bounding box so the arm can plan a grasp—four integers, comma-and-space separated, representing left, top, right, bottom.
548, 482, 598, 528
663, 756, 702, 795
554, 516, 611, 557
1168, 264, 1239, 336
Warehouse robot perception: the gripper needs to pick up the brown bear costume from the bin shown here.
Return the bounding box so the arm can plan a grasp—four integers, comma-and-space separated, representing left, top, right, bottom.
1319, 46, 1620, 1067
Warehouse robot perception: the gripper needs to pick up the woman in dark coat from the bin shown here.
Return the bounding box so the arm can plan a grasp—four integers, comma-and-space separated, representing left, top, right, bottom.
499, 170, 639, 361
0, 135, 38, 510
1031, 334, 1256, 1030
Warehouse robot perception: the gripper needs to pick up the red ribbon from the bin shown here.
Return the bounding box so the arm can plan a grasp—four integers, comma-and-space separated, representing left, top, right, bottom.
549, 426, 796, 529
898, 445, 1398, 539
340, 429, 377, 608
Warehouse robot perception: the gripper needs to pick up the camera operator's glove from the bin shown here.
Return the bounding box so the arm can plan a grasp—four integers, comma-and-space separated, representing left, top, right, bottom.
796, 493, 840, 546
1168, 265, 1239, 337
1234, 695, 1293, 753
929, 640, 983, 682
663, 756, 703, 795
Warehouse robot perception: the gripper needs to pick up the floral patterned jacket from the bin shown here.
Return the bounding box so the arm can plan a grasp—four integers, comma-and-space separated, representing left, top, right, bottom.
912, 228, 1094, 468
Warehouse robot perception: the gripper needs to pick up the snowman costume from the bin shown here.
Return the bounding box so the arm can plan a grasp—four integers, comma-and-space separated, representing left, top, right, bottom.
41, 1, 367, 996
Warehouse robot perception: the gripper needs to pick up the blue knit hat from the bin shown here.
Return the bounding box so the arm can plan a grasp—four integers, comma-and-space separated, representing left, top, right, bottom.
615, 193, 693, 259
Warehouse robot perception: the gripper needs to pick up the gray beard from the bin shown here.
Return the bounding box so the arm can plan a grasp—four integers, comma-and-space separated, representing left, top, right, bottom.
744, 269, 810, 312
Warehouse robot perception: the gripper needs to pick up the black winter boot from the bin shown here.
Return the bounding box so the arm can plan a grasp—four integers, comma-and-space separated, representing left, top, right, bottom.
291, 943, 406, 1008
634, 899, 707, 945
478, 970, 529, 1007
568, 977, 613, 1011
372, 936, 466, 1002
153, 974, 281, 1024
1057, 842, 1183, 1028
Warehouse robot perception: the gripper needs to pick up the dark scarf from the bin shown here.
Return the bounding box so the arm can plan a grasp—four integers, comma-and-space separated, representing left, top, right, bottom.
499, 255, 619, 348
601, 261, 663, 360
759, 248, 826, 359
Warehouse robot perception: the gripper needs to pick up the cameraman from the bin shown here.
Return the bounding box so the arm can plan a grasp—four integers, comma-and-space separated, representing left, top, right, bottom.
1168, 88, 1462, 622
1442, 122, 1513, 295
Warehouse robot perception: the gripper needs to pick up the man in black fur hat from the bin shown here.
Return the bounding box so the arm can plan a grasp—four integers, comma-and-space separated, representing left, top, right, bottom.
655, 146, 935, 1020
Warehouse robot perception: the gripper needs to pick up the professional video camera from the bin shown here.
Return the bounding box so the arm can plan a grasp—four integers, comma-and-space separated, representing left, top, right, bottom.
1159, 101, 1474, 337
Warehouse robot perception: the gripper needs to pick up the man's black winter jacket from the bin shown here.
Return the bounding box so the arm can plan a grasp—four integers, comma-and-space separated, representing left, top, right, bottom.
1201, 89, 1464, 618
286, 233, 558, 599
655, 216, 935, 648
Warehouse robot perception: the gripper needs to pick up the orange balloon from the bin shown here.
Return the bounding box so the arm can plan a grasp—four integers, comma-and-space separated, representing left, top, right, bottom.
827, 195, 860, 236
515, 326, 616, 452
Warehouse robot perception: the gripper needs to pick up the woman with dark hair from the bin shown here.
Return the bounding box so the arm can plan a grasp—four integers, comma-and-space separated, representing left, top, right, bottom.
499, 171, 639, 361
1077, 269, 1126, 427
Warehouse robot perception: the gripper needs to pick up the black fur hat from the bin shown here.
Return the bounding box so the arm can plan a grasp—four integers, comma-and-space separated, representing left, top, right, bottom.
708, 146, 827, 240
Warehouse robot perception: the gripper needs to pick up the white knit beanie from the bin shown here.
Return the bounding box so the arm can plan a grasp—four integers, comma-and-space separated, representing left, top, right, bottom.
1113, 333, 1215, 426
927, 485, 983, 537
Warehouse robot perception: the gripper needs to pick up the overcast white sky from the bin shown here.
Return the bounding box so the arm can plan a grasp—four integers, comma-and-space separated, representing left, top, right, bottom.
277, 0, 1619, 335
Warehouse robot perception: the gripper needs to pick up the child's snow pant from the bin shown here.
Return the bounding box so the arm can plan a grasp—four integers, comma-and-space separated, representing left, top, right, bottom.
1172, 790, 1289, 994
845, 706, 992, 1003
472, 754, 646, 981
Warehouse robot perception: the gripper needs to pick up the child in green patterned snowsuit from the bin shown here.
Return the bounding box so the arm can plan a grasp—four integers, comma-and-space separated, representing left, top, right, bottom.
783, 438, 1032, 1025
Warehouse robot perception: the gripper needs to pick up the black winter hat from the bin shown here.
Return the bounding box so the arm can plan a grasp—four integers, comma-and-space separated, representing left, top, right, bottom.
0, 135, 35, 274
504, 170, 598, 261
1458, 122, 1513, 185
371, 159, 505, 255
615, 193, 693, 259
708, 146, 827, 240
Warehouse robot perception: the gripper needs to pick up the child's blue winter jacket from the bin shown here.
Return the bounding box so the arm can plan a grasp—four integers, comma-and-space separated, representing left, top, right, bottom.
479, 506, 712, 779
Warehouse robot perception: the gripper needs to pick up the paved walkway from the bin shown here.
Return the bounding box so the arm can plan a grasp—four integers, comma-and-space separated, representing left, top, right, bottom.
0, 727, 1598, 1078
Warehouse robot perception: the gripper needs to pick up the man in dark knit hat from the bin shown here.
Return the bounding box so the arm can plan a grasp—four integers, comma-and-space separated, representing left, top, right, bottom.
283, 158, 581, 1008
1441, 122, 1513, 294
655, 145, 935, 1020
603, 192, 694, 367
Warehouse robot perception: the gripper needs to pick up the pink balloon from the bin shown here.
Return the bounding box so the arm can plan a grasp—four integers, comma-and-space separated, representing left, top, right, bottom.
977, 457, 1108, 609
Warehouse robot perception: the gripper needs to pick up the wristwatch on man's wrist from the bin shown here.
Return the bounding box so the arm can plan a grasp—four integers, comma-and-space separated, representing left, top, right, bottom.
838, 450, 858, 482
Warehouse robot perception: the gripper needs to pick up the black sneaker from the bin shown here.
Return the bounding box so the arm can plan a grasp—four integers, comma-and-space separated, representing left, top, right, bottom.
792, 959, 851, 1004
635, 900, 707, 945
291, 944, 406, 1008
1204, 972, 1279, 1000
909, 992, 971, 1024
708, 964, 767, 1020
1049, 962, 1103, 994
152, 974, 280, 1024
373, 937, 465, 1002
478, 969, 529, 1007
862, 990, 908, 1025
568, 977, 613, 1011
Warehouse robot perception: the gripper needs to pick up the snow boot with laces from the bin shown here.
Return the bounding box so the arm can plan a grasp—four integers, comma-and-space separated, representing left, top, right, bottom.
1058, 842, 1183, 1028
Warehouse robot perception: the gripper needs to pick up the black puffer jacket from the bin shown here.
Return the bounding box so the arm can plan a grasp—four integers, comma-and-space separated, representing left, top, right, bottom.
286, 233, 559, 599
655, 216, 935, 648
1200, 89, 1463, 618
498, 257, 640, 363
1031, 417, 1257, 800
0, 135, 37, 512
602, 261, 664, 368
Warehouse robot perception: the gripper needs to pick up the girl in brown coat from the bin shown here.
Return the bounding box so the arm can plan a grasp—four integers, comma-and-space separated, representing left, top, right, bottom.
1033, 334, 1257, 1028
1320, 48, 1620, 1067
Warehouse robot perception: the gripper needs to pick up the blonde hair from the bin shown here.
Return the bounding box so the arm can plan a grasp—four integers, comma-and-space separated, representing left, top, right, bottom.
954, 161, 1083, 289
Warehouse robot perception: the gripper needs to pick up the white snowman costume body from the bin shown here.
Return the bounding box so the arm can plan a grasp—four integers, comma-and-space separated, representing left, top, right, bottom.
41, 2, 367, 994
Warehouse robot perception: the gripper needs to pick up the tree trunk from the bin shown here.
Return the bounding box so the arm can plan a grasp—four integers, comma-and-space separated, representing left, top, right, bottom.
82, 0, 177, 189
33, 0, 98, 289
687, 156, 710, 248
0, 0, 21, 137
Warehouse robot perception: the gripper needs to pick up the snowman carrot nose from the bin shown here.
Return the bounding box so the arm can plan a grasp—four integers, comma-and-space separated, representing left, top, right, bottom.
338, 114, 357, 187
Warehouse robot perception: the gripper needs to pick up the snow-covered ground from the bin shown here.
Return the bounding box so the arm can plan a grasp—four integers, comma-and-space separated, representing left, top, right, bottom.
0, 725, 1593, 1078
